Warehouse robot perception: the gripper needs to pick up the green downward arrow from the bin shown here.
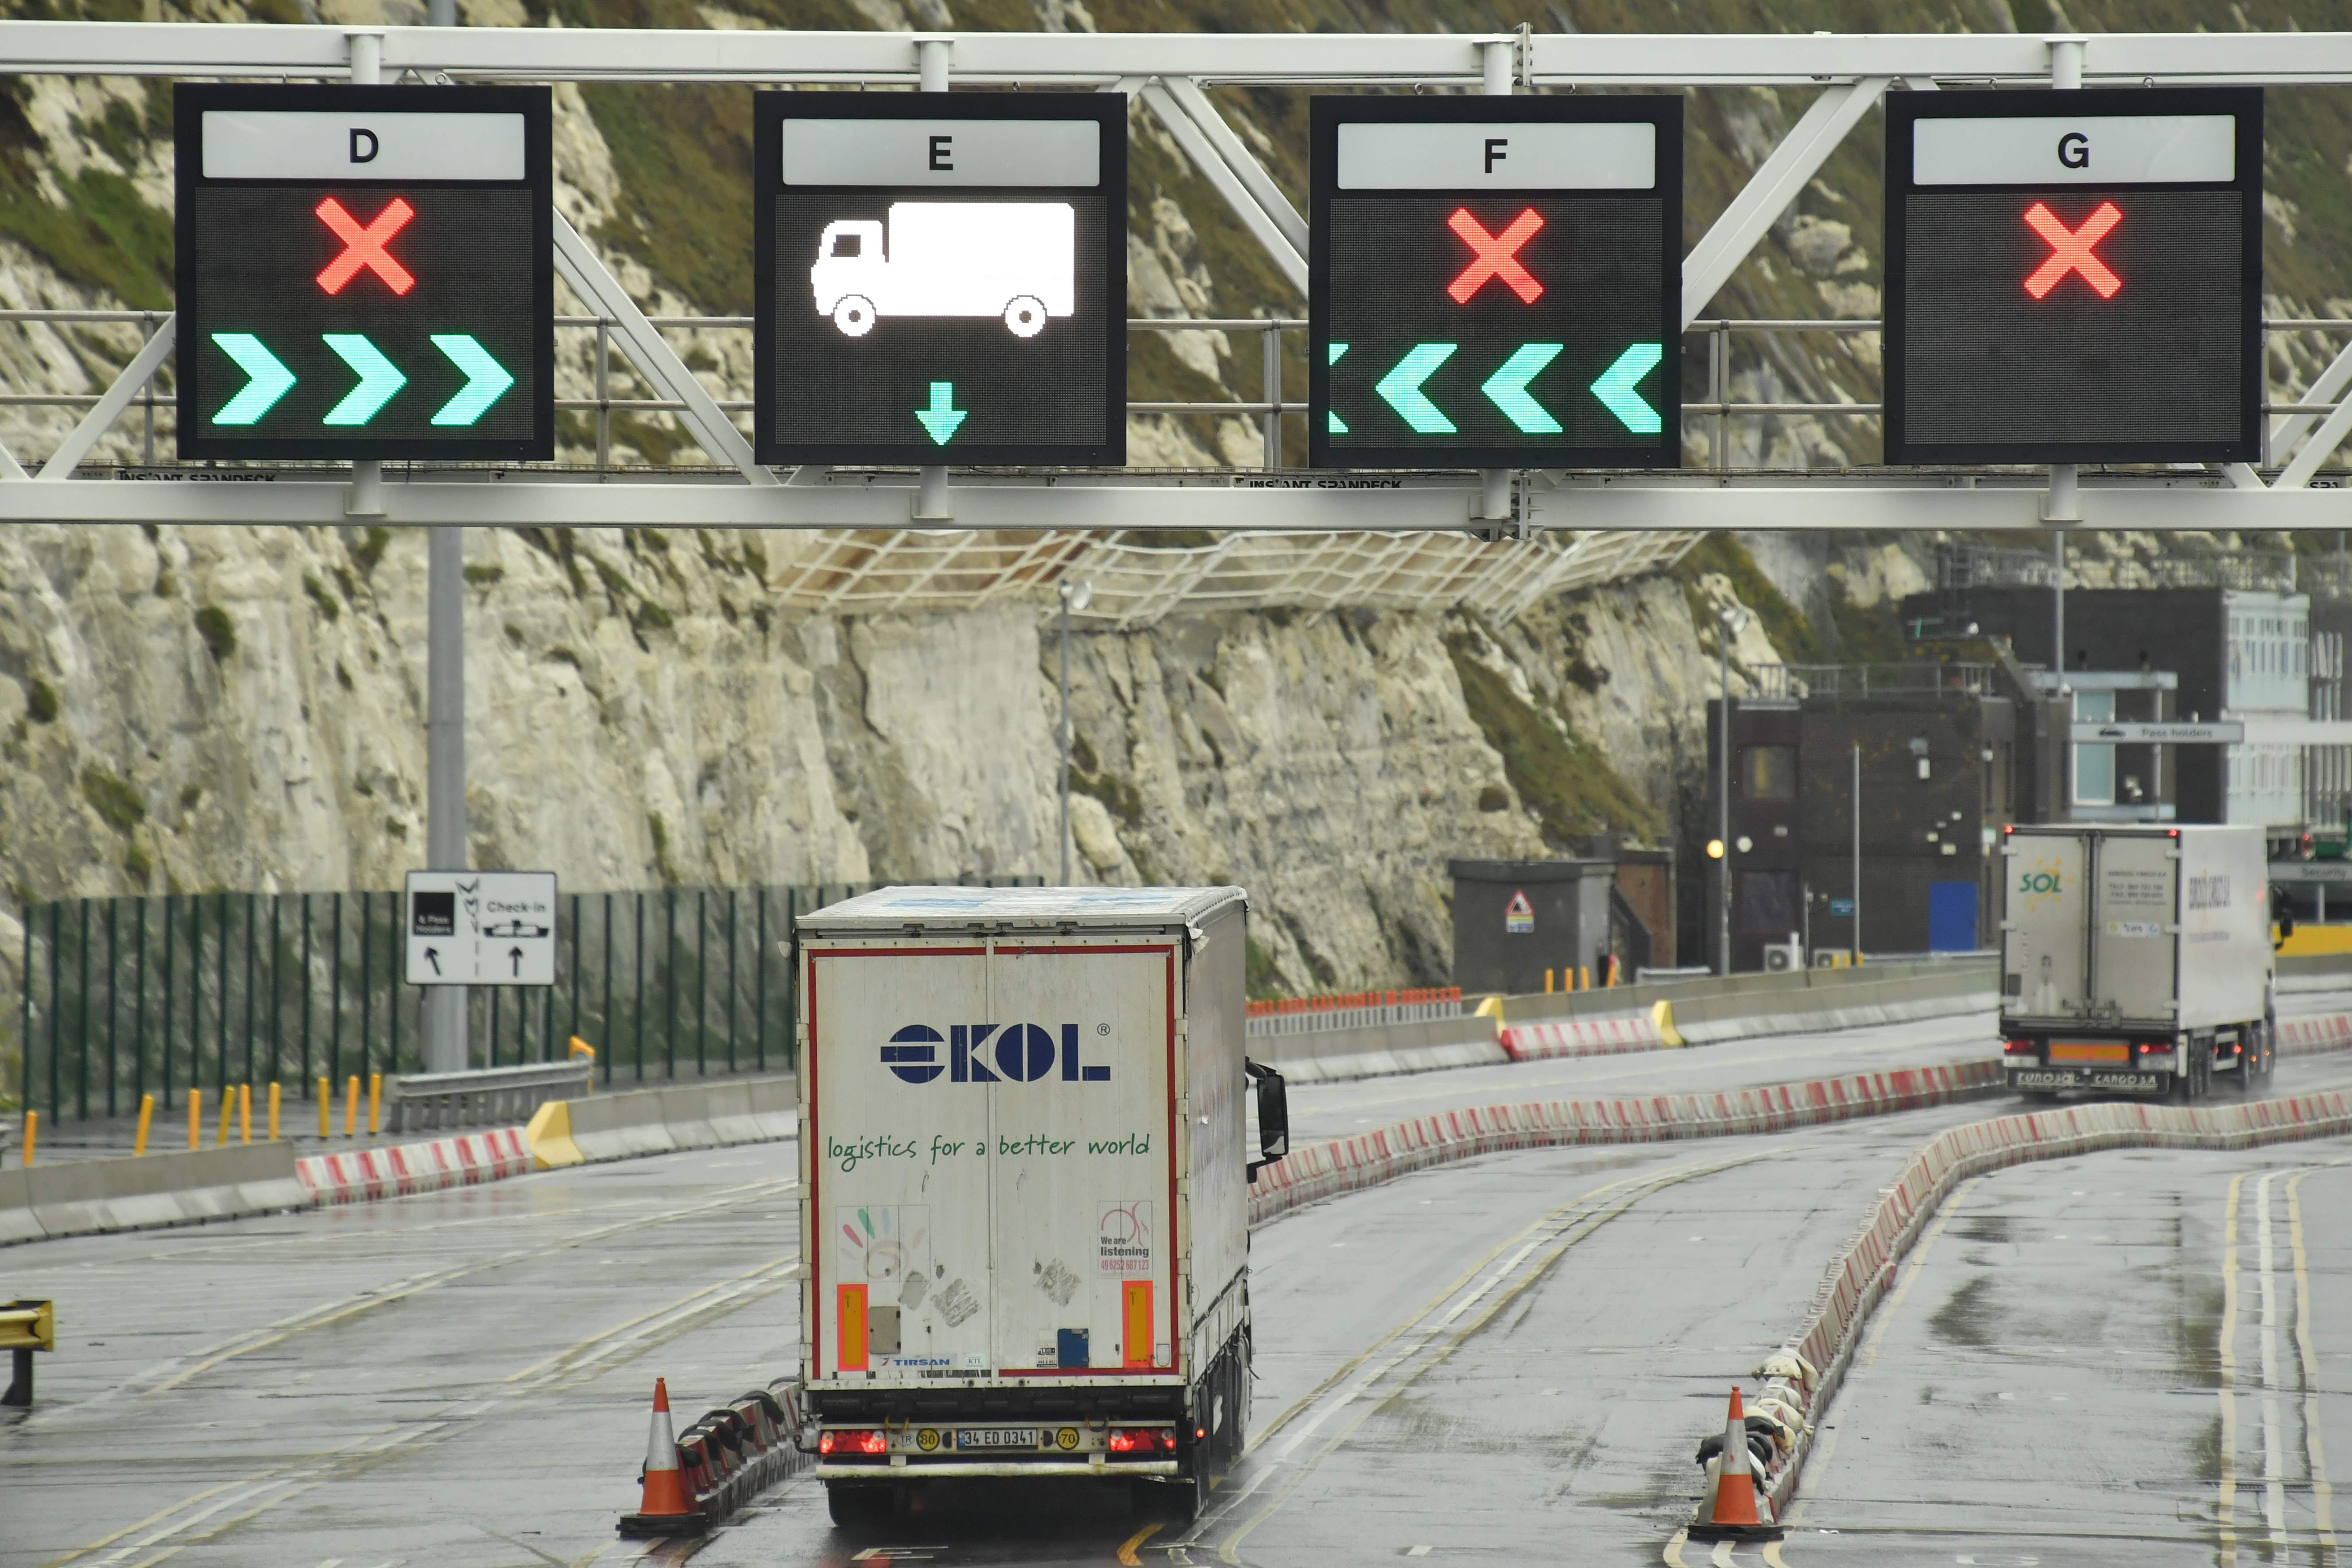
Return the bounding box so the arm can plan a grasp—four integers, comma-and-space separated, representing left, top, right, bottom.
915, 381, 967, 445
1327, 342, 1349, 434
1376, 343, 1457, 435
210, 334, 296, 426
1590, 342, 1664, 434
1482, 343, 1565, 435
430, 334, 515, 426
322, 334, 407, 426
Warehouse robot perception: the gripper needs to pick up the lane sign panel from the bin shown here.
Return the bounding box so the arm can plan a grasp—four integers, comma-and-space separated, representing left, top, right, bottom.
405, 870, 558, 988
756, 93, 1125, 466
1883, 87, 2262, 466
176, 84, 553, 462
1311, 96, 1681, 469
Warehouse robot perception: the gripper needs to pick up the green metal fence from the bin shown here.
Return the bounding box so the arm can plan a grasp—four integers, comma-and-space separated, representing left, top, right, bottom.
15, 878, 1038, 1123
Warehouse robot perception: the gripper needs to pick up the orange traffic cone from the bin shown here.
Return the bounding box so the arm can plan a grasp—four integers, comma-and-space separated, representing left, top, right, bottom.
618, 1378, 707, 1537
1688, 1385, 1783, 1543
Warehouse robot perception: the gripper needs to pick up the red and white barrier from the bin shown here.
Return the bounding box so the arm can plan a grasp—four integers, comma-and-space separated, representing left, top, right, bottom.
1246, 1061, 1999, 1227
1499, 1011, 1666, 1061
296, 1126, 531, 1205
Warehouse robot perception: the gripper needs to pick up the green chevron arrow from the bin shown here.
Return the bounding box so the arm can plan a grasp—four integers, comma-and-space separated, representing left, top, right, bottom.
1481, 343, 1565, 435
321, 333, 407, 426
1590, 341, 1664, 434
209, 333, 295, 426
915, 381, 966, 445
430, 334, 515, 426
1375, 342, 1457, 435
1327, 342, 1348, 434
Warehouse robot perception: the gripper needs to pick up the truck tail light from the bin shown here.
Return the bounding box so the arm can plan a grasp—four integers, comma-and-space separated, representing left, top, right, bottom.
2003, 1038, 2036, 1056
1108, 1428, 1176, 1454
819, 1429, 887, 1456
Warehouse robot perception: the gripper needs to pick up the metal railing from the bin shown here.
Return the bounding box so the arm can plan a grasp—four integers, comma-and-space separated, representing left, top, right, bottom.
384, 1060, 594, 1134
1752, 662, 2000, 701
1244, 987, 1465, 1037
1938, 541, 2313, 596
14, 875, 1038, 1123
15, 309, 2352, 477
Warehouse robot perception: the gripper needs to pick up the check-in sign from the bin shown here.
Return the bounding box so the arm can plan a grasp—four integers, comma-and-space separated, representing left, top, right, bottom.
405, 870, 558, 987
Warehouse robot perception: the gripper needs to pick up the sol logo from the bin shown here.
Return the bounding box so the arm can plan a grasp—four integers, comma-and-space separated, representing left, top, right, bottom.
2017, 860, 2065, 906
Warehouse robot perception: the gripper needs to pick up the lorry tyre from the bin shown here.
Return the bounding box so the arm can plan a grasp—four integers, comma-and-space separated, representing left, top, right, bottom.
833, 295, 877, 336
826, 1481, 890, 1526
1004, 295, 1047, 337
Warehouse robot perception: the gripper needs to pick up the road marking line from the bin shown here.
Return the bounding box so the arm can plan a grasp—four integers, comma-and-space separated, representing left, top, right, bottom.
2286, 1169, 2340, 1563
1760, 1541, 1793, 1568
1119, 1525, 1162, 1565
1709, 1541, 1735, 1567
1661, 1527, 1691, 1567
1859, 1175, 1983, 1369
2219, 1170, 2247, 1568
2257, 1173, 2290, 1557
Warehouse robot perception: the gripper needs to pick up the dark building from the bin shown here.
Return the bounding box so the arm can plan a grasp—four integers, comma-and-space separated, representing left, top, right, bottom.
1449, 858, 1616, 994
1703, 659, 2075, 972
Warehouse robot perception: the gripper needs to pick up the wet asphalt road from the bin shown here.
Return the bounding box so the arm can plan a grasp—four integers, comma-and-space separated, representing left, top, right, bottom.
6, 1009, 2352, 1568
1783, 1139, 2352, 1568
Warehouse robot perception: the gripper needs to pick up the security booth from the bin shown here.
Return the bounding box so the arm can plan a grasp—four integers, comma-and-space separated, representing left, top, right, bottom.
1449, 858, 1616, 995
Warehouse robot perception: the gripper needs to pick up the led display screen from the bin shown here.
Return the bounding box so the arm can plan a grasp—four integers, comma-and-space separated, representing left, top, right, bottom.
174, 85, 553, 463
1884, 88, 2262, 465
1310, 97, 1681, 470
756, 93, 1125, 467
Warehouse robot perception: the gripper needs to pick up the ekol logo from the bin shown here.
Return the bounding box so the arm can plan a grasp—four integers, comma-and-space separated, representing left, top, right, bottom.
883, 1024, 1112, 1085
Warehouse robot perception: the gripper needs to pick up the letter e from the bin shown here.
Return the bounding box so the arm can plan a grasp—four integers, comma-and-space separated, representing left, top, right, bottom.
930, 134, 953, 172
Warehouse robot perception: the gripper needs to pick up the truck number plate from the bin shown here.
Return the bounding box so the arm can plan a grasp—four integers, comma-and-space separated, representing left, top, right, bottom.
956, 1428, 1039, 1451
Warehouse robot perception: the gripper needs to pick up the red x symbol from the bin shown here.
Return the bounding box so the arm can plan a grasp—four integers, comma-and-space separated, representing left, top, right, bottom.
2022, 201, 2123, 300
1447, 208, 1544, 305
316, 197, 416, 296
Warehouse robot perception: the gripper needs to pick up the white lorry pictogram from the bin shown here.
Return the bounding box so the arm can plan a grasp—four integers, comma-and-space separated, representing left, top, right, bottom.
812, 201, 1076, 338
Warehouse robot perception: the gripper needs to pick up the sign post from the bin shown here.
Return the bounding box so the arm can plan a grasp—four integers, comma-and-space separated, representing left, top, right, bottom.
754, 93, 1126, 466
405, 871, 558, 988
1883, 87, 2263, 465
174, 84, 553, 461
1309, 96, 1681, 470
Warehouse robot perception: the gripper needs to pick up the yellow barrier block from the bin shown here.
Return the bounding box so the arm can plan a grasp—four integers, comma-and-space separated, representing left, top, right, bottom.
187, 1089, 200, 1151
0, 1299, 54, 1353
524, 1098, 583, 1171
18, 1111, 33, 1168
1473, 995, 1505, 1024
267, 1082, 281, 1142
1652, 999, 1685, 1048
2277, 924, 2352, 957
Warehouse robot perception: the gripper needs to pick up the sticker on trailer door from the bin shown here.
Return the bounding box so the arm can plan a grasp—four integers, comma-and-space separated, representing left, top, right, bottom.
838, 1206, 930, 1301
1099, 1201, 1152, 1275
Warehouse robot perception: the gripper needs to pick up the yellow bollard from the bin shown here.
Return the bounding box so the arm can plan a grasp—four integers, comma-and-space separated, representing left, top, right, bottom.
215, 1091, 232, 1149
188, 1089, 201, 1150
134, 1093, 154, 1156
1543, 968, 1554, 994
344, 1076, 359, 1137
19, 1110, 34, 1168
238, 1084, 252, 1146
267, 1082, 281, 1142
317, 1077, 330, 1138
1578, 966, 1590, 992
368, 1072, 382, 1135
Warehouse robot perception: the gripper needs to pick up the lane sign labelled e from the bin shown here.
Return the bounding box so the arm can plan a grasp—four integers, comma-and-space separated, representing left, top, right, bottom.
404, 870, 558, 987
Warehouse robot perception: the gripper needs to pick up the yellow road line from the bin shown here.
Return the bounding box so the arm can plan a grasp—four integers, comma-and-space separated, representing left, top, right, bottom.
2220, 1170, 2246, 1568
1761, 1540, 1794, 1568
1858, 1175, 1983, 1370
2286, 1169, 2340, 1563
1660, 1527, 1691, 1567
1119, 1524, 1163, 1565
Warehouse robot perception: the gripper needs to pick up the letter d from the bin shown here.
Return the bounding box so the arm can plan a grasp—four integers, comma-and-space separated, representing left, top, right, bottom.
350, 128, 379, 165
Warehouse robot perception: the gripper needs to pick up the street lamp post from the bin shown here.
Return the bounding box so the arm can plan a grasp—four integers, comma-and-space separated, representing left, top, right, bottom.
1716, 606, 1750, 976
1057, 578, 1093, 886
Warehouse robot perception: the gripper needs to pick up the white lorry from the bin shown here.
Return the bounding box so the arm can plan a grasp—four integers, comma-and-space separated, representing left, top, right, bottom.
811, 202, 1076, 338
794, 885, 1286, 1525
1999, 824, 2278, 1099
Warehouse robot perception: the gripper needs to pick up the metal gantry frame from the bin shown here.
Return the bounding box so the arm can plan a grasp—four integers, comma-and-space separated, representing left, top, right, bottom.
4, 22, 2352, 530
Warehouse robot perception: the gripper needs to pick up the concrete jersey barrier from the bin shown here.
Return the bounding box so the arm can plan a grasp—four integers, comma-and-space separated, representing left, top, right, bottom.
1243, 1015, 1506, 1084
0, 1143, 306, 1247
526, 1076, 797, 1168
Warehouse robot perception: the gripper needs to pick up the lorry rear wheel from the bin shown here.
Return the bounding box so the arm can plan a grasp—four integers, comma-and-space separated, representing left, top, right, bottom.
832, 295, 876, 337
1004, 295, 1047, 337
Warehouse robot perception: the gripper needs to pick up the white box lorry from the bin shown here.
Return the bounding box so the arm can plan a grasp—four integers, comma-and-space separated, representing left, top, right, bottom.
812, 201, 1076, 338
1999, 824, 2278, 1098
795, 885, 1286, 1525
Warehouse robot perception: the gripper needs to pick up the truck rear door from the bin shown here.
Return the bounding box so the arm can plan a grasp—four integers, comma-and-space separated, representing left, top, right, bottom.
986, 941, 1178, 1378
2091, 833, 2179, 1025
2006, 832, 2089, 1018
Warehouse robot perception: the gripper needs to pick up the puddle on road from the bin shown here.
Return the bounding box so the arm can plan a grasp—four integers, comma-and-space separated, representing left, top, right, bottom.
1926, 1274, 1999, 1350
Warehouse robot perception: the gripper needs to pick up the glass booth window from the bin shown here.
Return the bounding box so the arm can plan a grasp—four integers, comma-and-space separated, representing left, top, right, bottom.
2073, 690, 2115, 806
1741, 745, 1797, 800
